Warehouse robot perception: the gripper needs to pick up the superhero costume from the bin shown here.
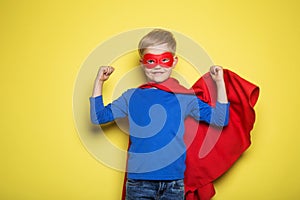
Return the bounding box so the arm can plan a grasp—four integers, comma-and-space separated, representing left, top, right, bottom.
120, 69, 259, 200
90, 79, 229, 181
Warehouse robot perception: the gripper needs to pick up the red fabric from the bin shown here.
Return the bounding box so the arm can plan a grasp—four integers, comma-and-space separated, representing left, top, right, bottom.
121, 69, 259, 200
184, 69, 259, 199
139, 77, 196, 93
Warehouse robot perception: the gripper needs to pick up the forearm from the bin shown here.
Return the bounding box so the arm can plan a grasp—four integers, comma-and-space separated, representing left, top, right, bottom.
92, 80, 104, 97
90, 96, 114, 124
215, 80, 228, 104
211, 102, 230, 126
90, 66, 116, 124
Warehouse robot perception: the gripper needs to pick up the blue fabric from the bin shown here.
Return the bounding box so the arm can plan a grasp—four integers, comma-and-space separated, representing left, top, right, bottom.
89, 88, 229, 180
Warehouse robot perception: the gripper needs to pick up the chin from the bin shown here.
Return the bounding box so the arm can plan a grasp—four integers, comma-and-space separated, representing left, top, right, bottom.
151, 77, 168, 83
153, 79, 167, 83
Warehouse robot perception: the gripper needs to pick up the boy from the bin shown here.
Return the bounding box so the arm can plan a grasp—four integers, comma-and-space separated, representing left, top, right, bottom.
90, 29, 229, 200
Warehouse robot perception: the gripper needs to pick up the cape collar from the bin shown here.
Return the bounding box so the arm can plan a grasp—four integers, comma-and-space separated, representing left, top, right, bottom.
139, 78, 196, 94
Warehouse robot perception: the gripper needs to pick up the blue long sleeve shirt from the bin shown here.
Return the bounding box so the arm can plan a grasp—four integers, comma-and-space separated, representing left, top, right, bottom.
90, 88, 229, 180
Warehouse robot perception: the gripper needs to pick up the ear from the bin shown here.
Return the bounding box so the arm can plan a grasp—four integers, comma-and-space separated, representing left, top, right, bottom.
139, 58, 144, 67
172, 56, 178, 67
139, 59, 146, 70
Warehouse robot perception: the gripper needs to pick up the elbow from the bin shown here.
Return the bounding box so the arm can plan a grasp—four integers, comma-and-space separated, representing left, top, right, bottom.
90, 114, 112, 125
90, 111, 103, 125
211, 110, 230, 127
221, 117, 229, 127
90, 109, 105, 125
212, 119, 229, 127
211, 103, 230, 127
91, 117, 100, 125
223, 109, 230, 126
90, 105, 115, 125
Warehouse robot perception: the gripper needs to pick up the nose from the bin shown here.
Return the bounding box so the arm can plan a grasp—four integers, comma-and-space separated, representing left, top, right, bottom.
152, 65, 163, 70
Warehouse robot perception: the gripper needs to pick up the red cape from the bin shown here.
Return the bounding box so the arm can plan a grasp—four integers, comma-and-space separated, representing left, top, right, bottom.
121, 69, 259, 200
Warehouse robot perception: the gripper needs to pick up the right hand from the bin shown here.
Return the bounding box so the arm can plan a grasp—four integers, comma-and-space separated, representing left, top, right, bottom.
95, 66, 115, 82
209, 65, 224, 83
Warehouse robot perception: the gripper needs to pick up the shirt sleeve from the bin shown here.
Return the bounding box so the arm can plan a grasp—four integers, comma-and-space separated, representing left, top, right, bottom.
89, 94, 128, 125
189, 98, 230, 127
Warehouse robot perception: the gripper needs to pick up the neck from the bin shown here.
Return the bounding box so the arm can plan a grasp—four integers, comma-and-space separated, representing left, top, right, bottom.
147, 77, 172, 84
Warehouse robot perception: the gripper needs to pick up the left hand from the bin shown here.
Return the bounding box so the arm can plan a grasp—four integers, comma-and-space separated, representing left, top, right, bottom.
210, 65, 224, 82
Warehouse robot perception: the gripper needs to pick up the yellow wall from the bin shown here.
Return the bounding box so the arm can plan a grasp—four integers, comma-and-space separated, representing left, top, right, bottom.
1, 0, 300, 199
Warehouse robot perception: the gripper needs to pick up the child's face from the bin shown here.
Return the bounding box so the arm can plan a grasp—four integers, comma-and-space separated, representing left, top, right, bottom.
140, 43, 177, 83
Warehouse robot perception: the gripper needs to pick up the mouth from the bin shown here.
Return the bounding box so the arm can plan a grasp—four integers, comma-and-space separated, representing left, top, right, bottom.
152, 71, 164, 75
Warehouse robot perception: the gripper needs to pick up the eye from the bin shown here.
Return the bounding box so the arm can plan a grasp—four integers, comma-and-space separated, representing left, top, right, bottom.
147, 59, 156, 64
161, 58, 170, 63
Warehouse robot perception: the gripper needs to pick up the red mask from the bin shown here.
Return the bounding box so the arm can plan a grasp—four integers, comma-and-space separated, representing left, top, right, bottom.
142, 52, 174, 69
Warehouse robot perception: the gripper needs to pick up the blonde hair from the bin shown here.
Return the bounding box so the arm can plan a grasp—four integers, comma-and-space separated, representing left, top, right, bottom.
138, 29, 177, 56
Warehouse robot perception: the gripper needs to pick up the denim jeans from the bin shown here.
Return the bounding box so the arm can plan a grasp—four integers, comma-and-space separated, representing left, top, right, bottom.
125, 179, 185, 200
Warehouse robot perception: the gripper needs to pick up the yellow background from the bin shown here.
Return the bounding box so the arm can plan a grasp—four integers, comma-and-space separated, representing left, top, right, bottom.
1, 0, 299, 199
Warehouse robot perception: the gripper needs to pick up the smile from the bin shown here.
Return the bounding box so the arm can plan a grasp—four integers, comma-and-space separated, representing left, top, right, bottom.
152, 72, 164, 75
